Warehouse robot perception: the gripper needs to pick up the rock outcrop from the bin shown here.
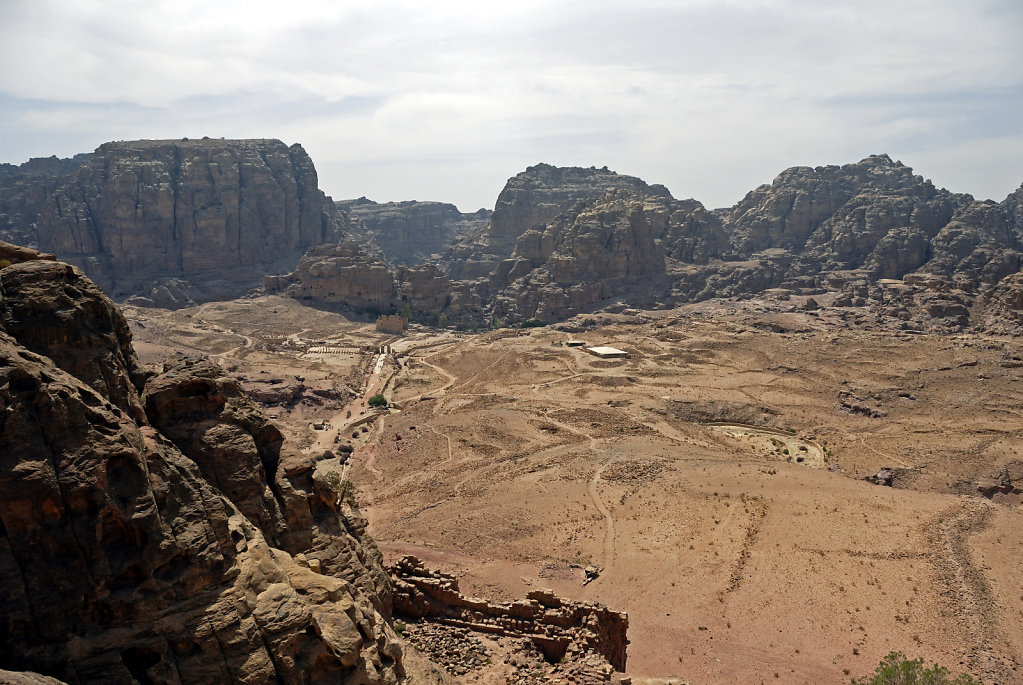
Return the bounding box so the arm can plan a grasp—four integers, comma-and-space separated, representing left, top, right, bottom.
0, 251, 407, 683
0, 259, 148, 422
337, 198, 490, 267
1, 139, 345, 307
266, 242, 482, 324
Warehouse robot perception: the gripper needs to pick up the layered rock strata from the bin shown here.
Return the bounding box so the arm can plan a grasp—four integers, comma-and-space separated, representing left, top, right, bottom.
442, 164, 667, 279
390, 555, 628, 678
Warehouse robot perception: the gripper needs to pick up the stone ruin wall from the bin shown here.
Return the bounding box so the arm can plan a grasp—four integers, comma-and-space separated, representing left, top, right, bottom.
389, 555, 628, 672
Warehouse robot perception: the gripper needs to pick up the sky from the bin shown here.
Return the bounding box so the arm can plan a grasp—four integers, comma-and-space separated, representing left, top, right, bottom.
2, 0, 1022, 211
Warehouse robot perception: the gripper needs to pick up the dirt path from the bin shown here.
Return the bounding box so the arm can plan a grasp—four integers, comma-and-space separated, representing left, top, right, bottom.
930, 499, 1018, 683
589, 456, 617, 572
540, 416, 617, 572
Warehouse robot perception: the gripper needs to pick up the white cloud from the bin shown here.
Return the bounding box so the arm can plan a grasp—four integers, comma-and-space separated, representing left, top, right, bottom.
1, 0, 1020, 210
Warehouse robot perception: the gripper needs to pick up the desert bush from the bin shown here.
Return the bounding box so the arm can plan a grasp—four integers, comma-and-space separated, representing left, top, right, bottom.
368, 393, 388, 408
850, 652, 979, 685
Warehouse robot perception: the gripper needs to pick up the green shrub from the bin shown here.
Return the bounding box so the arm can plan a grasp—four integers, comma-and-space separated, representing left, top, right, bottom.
521, 319, 546, 328
367, 393, 388, 408
851, 652, 979, 685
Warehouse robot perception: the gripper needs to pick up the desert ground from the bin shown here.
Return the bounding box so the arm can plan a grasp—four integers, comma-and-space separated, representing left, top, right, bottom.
126, 294, 1023, 685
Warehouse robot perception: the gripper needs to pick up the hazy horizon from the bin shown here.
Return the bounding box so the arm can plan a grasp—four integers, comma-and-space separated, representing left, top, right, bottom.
3, 1, 1021, 212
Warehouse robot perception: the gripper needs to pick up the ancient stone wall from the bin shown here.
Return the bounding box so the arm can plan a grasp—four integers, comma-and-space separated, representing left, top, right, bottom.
389, 555, 628, 673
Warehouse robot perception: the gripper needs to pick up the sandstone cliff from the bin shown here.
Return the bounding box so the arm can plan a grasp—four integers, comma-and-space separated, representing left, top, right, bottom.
0, 250, 407, 683
337, 198, 490, 267
1, 139, 346, 308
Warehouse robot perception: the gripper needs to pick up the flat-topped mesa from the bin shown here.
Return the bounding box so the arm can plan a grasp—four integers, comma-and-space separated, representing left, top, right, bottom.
8, 138, 345, 307
389, 555, 628, 676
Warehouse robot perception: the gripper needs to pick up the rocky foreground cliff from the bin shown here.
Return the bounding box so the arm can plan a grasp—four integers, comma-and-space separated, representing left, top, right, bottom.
0, 241, 631, 684
0, 242, 404, 683
0, 139, 345, 308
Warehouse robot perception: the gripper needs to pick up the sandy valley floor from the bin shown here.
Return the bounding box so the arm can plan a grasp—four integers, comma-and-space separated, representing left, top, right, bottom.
127, 295, 1023, 684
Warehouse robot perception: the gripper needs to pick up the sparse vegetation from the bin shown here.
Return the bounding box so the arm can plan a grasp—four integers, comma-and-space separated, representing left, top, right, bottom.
521, 319, 546, 328
368, 393, 388, 408
850, 652, 979, 685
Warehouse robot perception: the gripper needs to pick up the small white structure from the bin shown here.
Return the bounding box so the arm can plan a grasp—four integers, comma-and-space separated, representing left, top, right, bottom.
566, 340, 587, 347
586, 346, 628, 359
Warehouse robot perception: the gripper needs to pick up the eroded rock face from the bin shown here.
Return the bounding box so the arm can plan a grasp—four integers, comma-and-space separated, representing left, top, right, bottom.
267, 242, 396, 311
143, 354, 392, 611
267, 242, 482, 324
726, 155, 967, 271
490, 192, 672, 321
0, 253, 405, 683
338, 197, 490, 267
3, 139, 344, 306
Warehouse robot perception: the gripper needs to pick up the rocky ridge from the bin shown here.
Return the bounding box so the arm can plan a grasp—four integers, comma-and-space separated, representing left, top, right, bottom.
0, 250, 407, 683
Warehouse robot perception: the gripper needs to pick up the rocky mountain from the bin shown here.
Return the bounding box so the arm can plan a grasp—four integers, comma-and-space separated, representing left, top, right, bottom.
0, 139, 346, 308
0, 244, 407, 683
337, 198, 490, 267
442, 164, 667, 280
268, 156, 1021, 331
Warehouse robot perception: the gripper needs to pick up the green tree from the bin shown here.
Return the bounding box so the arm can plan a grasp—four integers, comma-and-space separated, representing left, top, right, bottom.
851, 652, 979, 685
367, 393, 388, 408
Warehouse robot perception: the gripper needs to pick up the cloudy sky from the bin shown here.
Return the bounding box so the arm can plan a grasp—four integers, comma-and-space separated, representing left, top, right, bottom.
2, 0, 1021, 211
